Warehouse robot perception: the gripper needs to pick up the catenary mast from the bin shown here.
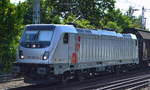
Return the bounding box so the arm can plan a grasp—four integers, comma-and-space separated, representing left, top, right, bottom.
33, 0, 40, 24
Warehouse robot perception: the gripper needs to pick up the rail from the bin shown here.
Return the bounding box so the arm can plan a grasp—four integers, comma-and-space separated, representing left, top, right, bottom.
0, 74, 23, 83
77, 74, 150, 90
6, 70, 150, 90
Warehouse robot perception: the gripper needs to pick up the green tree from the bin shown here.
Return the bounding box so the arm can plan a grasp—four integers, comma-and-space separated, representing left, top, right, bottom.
54, 0, 115, 27
17, 0, 33, 24
104, 21, 122, 32
102, 9, 142, 32
62, 15, 95, 28
41, 0, 61, 24
0, 0, 23, 73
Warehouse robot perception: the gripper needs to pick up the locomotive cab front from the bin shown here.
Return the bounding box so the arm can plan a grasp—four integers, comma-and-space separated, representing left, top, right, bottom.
13, 25, 57, 82
18, 25, 55, 63
13, 24, 77, 83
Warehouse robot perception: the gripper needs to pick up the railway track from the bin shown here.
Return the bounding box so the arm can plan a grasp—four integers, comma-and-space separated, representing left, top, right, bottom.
77, 73, 150, 90
0, 74, 31, 90
0, 74, 23, 83
6, 69, 150, 90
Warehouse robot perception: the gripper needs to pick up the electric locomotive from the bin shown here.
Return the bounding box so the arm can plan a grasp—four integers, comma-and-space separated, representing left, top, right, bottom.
13, 24, 139, 83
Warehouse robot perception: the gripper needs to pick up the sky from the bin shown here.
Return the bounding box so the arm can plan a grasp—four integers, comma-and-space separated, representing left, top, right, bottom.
10, 0, 25, 4
115, 0, 150, 30
10, 0, 150, 30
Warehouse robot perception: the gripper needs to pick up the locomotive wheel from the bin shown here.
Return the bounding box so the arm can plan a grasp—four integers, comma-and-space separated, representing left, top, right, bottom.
77, 74, 85, 81
76, 71, 85, 81
61, 71, 71, 83
61, 75, 69, 83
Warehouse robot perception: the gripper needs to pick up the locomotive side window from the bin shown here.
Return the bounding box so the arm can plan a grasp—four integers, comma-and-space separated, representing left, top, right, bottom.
63, 33, 69, 44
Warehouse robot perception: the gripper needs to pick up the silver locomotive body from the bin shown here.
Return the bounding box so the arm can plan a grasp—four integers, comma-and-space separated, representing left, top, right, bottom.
13, 24, 77, 83
13, 24, 139, 83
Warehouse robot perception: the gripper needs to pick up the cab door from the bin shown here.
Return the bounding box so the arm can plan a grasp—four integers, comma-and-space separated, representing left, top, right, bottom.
68, 34, 77, 66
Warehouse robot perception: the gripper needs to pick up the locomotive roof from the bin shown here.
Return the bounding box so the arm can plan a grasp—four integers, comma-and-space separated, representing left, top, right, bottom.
26, 24, 137, 40
26, 24, 73, 27
76, 28, 136, 39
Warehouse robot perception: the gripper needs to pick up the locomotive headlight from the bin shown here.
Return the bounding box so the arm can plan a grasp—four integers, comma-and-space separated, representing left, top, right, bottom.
19, 50, 24, 59
32, 44, 36, 48
21, 55, 24, 59
42, 51, 49, 60
43, 56, 47, 60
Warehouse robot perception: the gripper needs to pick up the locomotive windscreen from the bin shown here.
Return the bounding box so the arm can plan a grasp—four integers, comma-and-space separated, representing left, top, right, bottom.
22, 31, 53, 42
20, 25, 54, 48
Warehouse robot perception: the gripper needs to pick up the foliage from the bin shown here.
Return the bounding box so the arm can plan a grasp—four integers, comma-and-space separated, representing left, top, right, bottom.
17, 0, 33, 24
52, 0, 115, 27
101, 9, 142, 32
16, 0, 142, 30
104, 21, 122, 32
62, 15, 95, 29
0, 0, 23, 73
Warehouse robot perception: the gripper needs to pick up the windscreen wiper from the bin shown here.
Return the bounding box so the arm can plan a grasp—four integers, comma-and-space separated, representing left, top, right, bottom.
34, 31, 40, 42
